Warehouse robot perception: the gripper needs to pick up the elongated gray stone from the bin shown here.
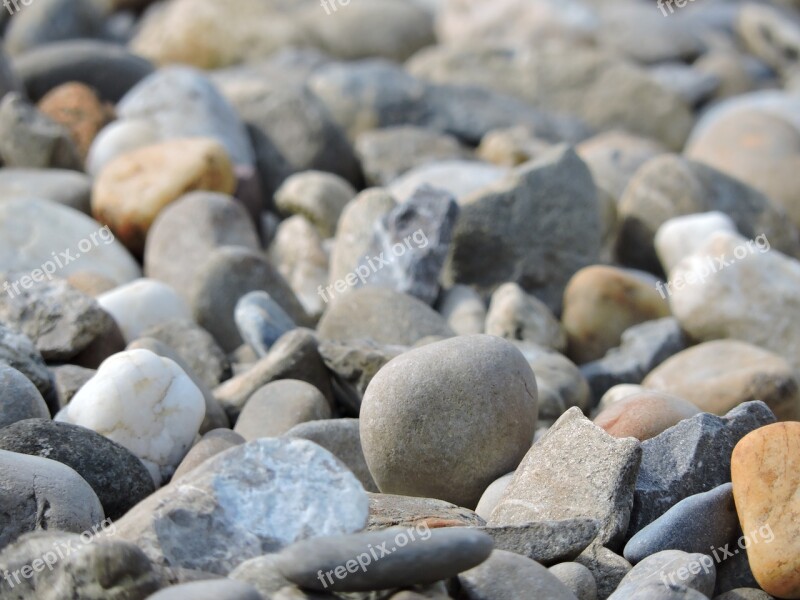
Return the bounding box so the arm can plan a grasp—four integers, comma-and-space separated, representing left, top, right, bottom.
480, 519, 599, 566
235, 291, 297, 357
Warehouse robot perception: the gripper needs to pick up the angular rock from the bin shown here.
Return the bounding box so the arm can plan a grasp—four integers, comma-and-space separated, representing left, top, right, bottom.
486, 282, 567, 352
480, 519, 600, 566
235, 291, 297, 358
0, 364, 49, 428
114, 438, 369, 574
490, 408, 641, 551
367, 493, 485, 531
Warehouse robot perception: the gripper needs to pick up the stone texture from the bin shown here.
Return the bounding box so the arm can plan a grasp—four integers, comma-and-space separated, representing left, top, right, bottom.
234, 291, 297, 358
575, 545, 632, 600
593, 391, 701, 442
367, 493, 486, 531
0, 364, 49, 428
481, 519, 600, 566
114, 438, 369, 574
486, 282, 566, 352
361, 335, 538, 509
490, 408, 641, 551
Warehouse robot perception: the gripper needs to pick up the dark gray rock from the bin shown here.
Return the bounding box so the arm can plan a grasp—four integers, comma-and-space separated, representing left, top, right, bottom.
581, 318, 688, 402
276, 527, 493, 592
3, 0, 106, 57
628, 401, 777, 538
0, 418, 155, 521
624, 483, 738, 565
361, 184, 458, 305
0, 364, 49, 428
575, 545, 632, 600
234, 291, 297, 358
612, 550, 716, 598
480, 519, 600, 566
0, 322, 55, 408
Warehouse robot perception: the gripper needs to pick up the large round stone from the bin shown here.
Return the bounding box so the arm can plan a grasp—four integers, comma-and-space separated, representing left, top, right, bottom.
360, 334, 538, 509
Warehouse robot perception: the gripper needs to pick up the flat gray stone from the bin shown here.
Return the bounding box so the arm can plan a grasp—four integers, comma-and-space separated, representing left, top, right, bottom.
480, 519, 600, 566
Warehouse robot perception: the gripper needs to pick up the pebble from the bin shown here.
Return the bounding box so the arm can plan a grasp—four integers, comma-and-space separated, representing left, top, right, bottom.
475, 473, 514, 522
366, 493, 486, 531
361, 335, 538, 509
550, 562, 598, 600
275, 527, 492, 592
0, 363, 50, 428
611, 550, 716, 599
0, 167, 92, 213
575, 545, 632, 600
55, 348, 206, 484
731, 422, 800, 599
436, 285, 486, 336
234, 291, 297, 358
481, 519, 600, 566
486, 282, 567, 352
490, 408, 641, 550
147, 580, 262, 600
172, 429, 244, 483
274, 170, 356, 239
388, 160, 507, 203
654, 211, 739, 274
714, 590, 773, 600
0, 322, 55, 405
3, 0, 105, 57
113, 438, 369, 574
593, 391, 701, 442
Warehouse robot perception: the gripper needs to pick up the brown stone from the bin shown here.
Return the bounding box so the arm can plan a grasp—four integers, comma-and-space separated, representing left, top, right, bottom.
593, 390, 701, 441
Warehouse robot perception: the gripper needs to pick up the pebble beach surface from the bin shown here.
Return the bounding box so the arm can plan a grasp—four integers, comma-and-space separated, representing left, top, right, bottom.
0, 0, 799, 599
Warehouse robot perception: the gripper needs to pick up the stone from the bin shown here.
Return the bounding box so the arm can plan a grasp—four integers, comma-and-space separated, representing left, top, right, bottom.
0, 167, 91, 213
91, 138, 236, 256
318, 287, 454, 346
0, 364, 49, 428
457, 549, 580, 600
0, 277, 113, 361
436, 284, 486, 336
714, 548, 761, 598
361, 185, 458, 305
389, 160, 507, 203
367, 493, 485, 531
55, 349, 206, 485
486, 283, 567, 352
355, 126, 468, 186
731, 422, 800, 598
562, 266, 671, 365
189, 246, 308, 353
477, 125, 555, 168
97, 278, 191, 344
361, 335, 537, 508
444, 146, 602, 313
481, 519, 600, 566
2, 0, 106, 56
86, 118, 158, 176
37, 82, 114, 162
475, 473, 514, 522
235, 291, 297, 358
66, 271, 117, 297
714, 590, 773, 600
284, 418, 378, 493
275, 170, 357, 239
12, 39, 152, 102
575, 545, 632, 600
616, 155, 800, 272
0, 450, 104, 549
665, 232, 800, 375
642, 340, 800, 421
549, 562, 598, 600
593, 391, 701, 442
624, 483, 738, 565
490, 408, 641, 551
628, 401, 777, 538
0, 418, 155, 521
234, 380, 332, 440
275, 527, 492, 592
0, 322, 54, 405
654, 211, 742, 275
114, 438, 369, 574
738, 4, 800, 80
580, 318, 688, 401
144, 191, 260, 305
609, 581, 711, 599
172, 429, 245, 482
647, 63, 720, 108
229, 552, 297, 599
214, 329, 334, 420
0, 198, 140, 285
613, 550, 716, 598
0, 92, 81, 169
148, 580, 262, 600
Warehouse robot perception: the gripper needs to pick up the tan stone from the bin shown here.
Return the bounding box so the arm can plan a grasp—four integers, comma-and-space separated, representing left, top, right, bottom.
562, 265, 671, 364
731, 422, 800, 599
593, 390, 700, 441
92, 138, 236, 256
643, 340, 800, 421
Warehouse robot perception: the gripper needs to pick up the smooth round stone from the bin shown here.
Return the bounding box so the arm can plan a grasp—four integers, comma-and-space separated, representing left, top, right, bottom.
235, 291, 297, 358
643, 340, 800, 421
0, 167, 92, 213
562, 265, 671, 364
486, 282, 566, 352
230, 553, 297, 598
275, 527, 493, 592
732, 422, 800, 598
597, 384, 646, 414
360, 334, 537, 509
0, 418, 155, 520
593, 391, 700, 441
86, 118, 158, 176
0, 198, 140, 285
3, 0, 105, 57
609, 581, 710, 599
436, 284, 486, 336
55, 349, 206, 485
234, 380, 332, 440
173, 430, 245, 484
318, 287, 454, 347
97, 278, 191, 343
475, 473, 514, 522
274, 170, 356, 238
655, 211, 739, 274
0, 449, 104, 549
624, 483, 738, 565
147, 579, 262, 600
91, 138, 236, 255
549, 562, 598, 600
0, 322, 54, 405
476, 125, 554, 168
0, 364, 49, 428
714, 589, 774, 600
458, 549, 579, 600
614, 550, 716, 598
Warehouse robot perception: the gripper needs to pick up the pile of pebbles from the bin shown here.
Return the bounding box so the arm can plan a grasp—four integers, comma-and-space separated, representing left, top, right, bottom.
0, 0, 799, 599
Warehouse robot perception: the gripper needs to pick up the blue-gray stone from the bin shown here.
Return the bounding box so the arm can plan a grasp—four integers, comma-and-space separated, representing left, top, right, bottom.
234, 291, 297, 357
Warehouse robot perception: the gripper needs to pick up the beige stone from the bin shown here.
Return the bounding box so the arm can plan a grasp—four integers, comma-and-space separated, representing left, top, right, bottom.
593, 390, 700, 441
